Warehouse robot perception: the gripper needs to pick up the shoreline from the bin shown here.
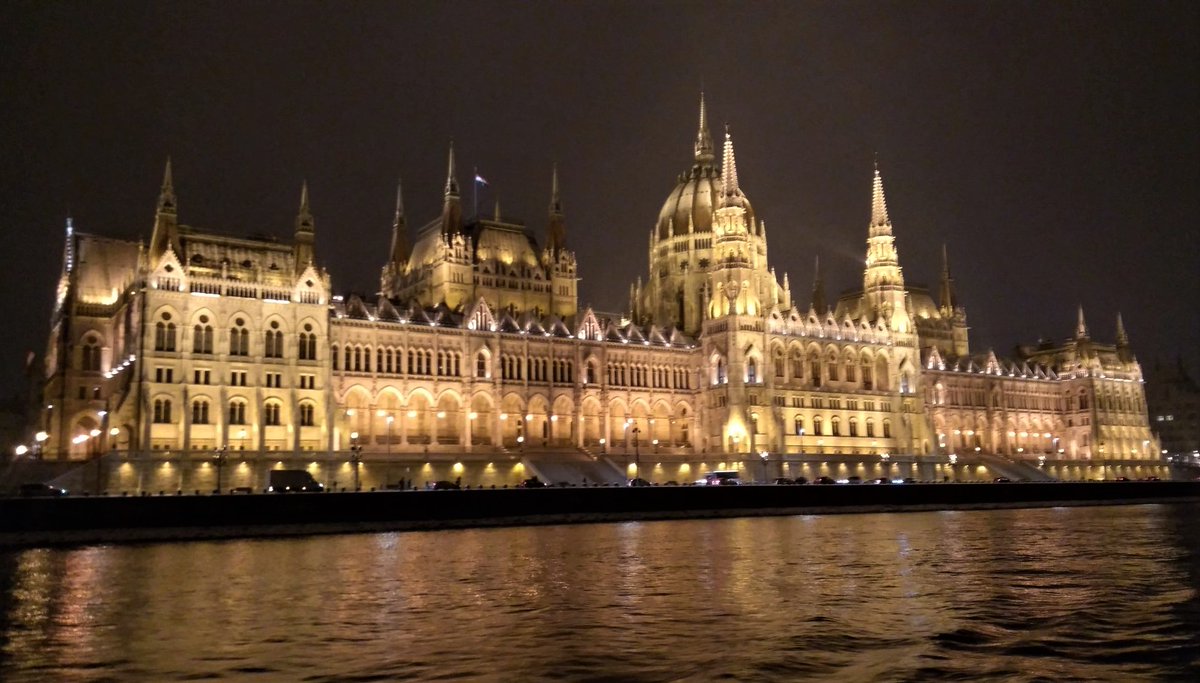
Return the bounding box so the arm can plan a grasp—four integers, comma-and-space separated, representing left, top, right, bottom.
2, 481, 1197, 549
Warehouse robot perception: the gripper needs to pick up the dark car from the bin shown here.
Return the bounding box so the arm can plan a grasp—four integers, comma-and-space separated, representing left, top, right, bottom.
868, 477, 891, 484
846, 476, 862, 484
18, 483, 67, 497
993, 477, 1012, 483
628, 477, 651, 487
773, 477, 795, 485
431, 480, 461, 490
520, 476, 546, 488
901, 477, 917, 484
794, 476, 808, 485
814, 476, 836, 485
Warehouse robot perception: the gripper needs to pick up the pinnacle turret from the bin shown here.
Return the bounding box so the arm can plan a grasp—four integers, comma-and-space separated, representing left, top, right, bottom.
1075, 305, 1090, 339
444, 140, 460, 197
871, 164, 891, 233
293, 180, 315, 273
1116, 312, 1129, 346
811, 255, 827, 314
719, 125, 744, 208
547, 163, 567, 254
938, 243, 957, 313
388, 178, 409, 267
158, 158, 176, 215
295, 180, 313, 233
440, 141, 463, 235
694, 91, 714, 163
149, 157, 180, 262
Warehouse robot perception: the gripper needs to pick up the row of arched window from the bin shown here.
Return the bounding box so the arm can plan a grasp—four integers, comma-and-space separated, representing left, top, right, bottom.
155, 398, 317, 427
334, 345, 461, 377
793, 415, 891, 439
153, 313, 320, 360
606, 363, 690, 389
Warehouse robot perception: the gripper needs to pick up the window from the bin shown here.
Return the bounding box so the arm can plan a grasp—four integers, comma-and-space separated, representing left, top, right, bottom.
230, 319, 250, 356
265, 372, 283, 388
299, 374, 315, 389
831, 417, 841, 436
716, 359, 727, 384
298, 324, 317, 360
230, 371, 248, 386
299, 402, 315, 426
155, 367, 174, 383
191, 399, 209, 424
845, 363, 856, 383
827, 358, 839, 381
155, 313, 177, 351
849, 418, 858, 437
794, 416, 804, 436
264, 402, 281, 426
229, 400, 246, 425
264, 321, 284, 358
153, 398, 172, 423
586, 362, 597, 384
81, 336, 102, 371
810, 360, 821, 387
747, 359, 758, 384
862, 365, 873, 390
193, 369, 211, 385
883, 420, 892, 438
193, 316, 213, 354
774, 350, 784, 377
813, 417, 823, 436
866, 420, 875, 438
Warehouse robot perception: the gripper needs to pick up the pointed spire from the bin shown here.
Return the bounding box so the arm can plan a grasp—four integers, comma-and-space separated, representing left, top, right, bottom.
547, 164, 567, 254
694, 91, 714, 163
720, 124, 743, 207
295, 180, 313, 232
157, 157, 177, 215
1075, 305, 1090, 339
549, 162, 562, 216
938, 243, 957, 313
871, 163, 890, 230
493, 196, 501, 222
444, 140, 459, 197
388, 178, 409, 267
811, 255, 827, 314
1116, 312, 1129, 346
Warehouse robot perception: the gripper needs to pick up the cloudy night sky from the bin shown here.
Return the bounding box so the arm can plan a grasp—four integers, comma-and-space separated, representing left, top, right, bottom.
0, 1, 1196, 398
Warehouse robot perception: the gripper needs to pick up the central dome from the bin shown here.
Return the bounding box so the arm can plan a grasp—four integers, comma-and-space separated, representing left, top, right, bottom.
655, 96, 755, 240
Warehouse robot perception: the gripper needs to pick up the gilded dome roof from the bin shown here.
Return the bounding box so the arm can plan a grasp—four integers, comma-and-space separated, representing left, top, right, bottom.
655, 96, 754, 240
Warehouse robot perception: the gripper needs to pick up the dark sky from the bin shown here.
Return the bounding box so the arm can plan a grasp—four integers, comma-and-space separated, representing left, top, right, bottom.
1, 1, 1197, 399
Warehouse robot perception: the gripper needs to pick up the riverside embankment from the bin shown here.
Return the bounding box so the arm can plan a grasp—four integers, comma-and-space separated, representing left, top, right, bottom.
2, 480, 1197, 547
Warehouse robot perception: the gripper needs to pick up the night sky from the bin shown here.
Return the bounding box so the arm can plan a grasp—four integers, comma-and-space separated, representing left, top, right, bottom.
1, 1, 1196, 399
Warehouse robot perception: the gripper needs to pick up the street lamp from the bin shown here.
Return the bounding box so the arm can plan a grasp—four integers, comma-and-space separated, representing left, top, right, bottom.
631, 426, 641, 475
350, 431, 362, 491
34, 431, 48, 458
214, 445, 228, 493
759, 450, 769, 482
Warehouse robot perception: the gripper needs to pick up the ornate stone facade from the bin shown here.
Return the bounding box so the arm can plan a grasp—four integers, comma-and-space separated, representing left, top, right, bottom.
34, 97, 1165, 485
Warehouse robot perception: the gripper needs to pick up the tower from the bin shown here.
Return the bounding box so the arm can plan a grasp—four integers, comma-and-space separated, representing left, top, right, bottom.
861, 164, 912, 333
148, 159, 180, 263
293, 181, 315, 275
440, 142, 463, 236
380, 179, 408, 296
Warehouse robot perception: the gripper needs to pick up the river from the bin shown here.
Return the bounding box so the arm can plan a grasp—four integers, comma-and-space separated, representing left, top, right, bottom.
1, 503, 1197, 681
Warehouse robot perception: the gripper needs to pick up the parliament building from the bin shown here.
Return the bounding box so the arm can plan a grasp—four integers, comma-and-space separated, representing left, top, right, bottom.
35, 97, 1166, 491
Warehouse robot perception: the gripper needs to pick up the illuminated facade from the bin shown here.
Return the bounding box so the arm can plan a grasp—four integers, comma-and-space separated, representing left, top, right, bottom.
36, 97, 1164, 484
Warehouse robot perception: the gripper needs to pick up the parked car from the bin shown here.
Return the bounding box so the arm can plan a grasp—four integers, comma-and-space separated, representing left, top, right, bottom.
773, 477, 795, 485
846, 476, 862, 484
267, 470, 324, 493
628, 477, 651, 487
794, 476, 809, 485
431, 480, 461, 490
814, 476, 836, 485
868, 477, 891, 484
993, 477, 1012, 483
702, 471, 743, 486
520, 476, 546, 488
18, 483, 67, 497
901, 477, 917, 484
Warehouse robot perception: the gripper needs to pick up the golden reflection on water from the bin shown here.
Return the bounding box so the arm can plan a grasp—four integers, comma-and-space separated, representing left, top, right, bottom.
0, 504, 1197, 682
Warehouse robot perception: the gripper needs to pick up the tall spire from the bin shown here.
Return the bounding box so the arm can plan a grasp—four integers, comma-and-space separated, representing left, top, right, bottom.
158, 157, 177, 215
547, 163, 566, 254
1116, 312, 1129, 346
388, 178, 409, 267
293, 180, 315, 273
811, 255, 827, 314
295, 180, 313, 233
720, 124, 743, 207
493, 196, 501, 222
1075, 305, 1089, 339
444, 140, 460, 197
440, 140, 463, 235
149, 157, 180, 262
694, 91, 714, 163
938, 243, 957, 313
871, 163, 890, 233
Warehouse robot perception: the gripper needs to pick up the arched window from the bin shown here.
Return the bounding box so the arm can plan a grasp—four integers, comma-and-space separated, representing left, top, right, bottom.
153, 398, 172, 423
866, 419, 875, 438
813, 416, 823, 436
299, 402, 315, 427
827, 355, 839, 381
883, 420, 892, 438
900, 374, 911, 394
716, 359, 727, 385
774, 349, 784, 377
790, 351, 803, 381
861, 361, 873, 389
193, 315, 213, 354
1079, 390, 1089, 410
229, 400, 246, 425
831, 417, 841, 436
332, 344, 340, 370
155, 313, 176, 351
747, 358, 758, 384
230, 318, 249, 356
476, 352, 488, 378
81, 335, 102, 372
264, 321, 284, 358
849, 417, 858, 437
586, 361, 597, 384
845, 362, 856, 383
264, 402, 281, 426
794, 416, 804, 436
298, 323, 317, 360
192, 399, 209, 424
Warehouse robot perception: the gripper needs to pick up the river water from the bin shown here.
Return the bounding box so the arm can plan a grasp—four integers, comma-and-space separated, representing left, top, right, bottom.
0, 503, 1197, 682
